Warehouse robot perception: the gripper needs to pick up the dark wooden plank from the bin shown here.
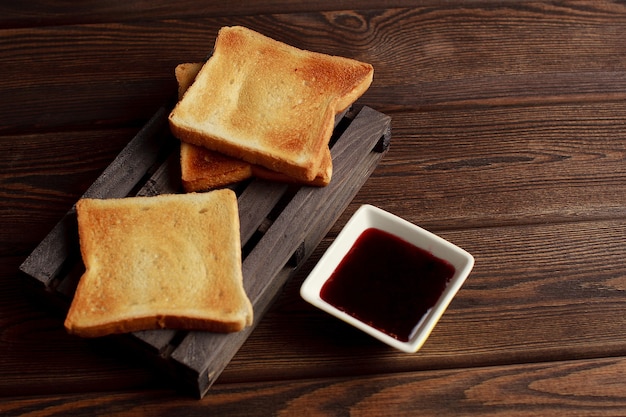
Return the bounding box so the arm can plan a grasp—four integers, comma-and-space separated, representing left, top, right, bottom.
2, 0, 625, 31
2, 4, 626, 132
135, 151, 181, 197
341, 101, 626, 231
3, 355, 626, 415
0, 1, 420, 28
0, 128, 136, 254
236, 180, 289, 245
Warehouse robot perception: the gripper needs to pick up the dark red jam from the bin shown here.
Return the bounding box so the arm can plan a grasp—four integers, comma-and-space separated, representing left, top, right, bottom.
320, 227, 456, 342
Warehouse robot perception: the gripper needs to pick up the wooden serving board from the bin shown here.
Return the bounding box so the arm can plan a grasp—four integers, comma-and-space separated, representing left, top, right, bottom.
19, 103, 392, 398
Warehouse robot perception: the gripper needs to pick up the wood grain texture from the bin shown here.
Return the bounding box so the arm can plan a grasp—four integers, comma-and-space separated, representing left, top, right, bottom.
350, 102, 626, 230
0, 128, 136, 257
0, 1, 422, 28
2, 356, 626, 415
2, 3, 626, 132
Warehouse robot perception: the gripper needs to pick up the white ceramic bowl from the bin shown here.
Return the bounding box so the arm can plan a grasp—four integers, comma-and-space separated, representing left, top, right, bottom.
300, 204, 474, 353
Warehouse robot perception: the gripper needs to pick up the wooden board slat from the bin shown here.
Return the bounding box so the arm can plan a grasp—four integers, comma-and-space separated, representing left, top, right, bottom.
170, 106, 391, 397
18, 103, 392, 397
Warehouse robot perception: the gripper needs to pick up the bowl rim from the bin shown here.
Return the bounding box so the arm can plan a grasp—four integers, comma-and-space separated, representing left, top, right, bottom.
300, 204, 474, 353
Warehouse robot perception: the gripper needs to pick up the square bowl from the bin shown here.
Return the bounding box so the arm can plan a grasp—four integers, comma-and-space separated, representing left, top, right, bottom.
300, 204, 474, 353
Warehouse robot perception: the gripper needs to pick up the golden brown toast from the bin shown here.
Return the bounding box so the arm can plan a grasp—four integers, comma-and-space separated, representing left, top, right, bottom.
169, 25, 373, 183
64, 190, 253, 337
177, 63, 253, 190
180, 140, 253, 191
175, 62, 331, 191
175, 62, 203, 101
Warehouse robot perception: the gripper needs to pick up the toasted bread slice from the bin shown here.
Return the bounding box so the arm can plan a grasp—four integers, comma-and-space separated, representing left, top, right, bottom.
181, 140, 331, 191
180, 141, 253, 191
175, 62, 331, 191
64, 190, 253, 337
169, 25, 373, 182
177, 62, 254, 190
175, 62, 204, 101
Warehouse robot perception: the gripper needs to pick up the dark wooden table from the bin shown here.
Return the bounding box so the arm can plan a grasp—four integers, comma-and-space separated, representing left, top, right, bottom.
2, 1, 626, 415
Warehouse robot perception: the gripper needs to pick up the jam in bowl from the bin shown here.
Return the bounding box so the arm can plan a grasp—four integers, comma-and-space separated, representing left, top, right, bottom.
300, 205, 474, 353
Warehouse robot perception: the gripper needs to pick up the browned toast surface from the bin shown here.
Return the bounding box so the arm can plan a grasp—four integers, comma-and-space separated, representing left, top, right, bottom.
169, 26, 372, 183
64, 190, 253, 337
175, 61, 332, 191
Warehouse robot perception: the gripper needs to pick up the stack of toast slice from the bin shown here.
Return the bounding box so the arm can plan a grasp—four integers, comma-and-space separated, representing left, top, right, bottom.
175, 62, 331, 191
170, 26, 373, 190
